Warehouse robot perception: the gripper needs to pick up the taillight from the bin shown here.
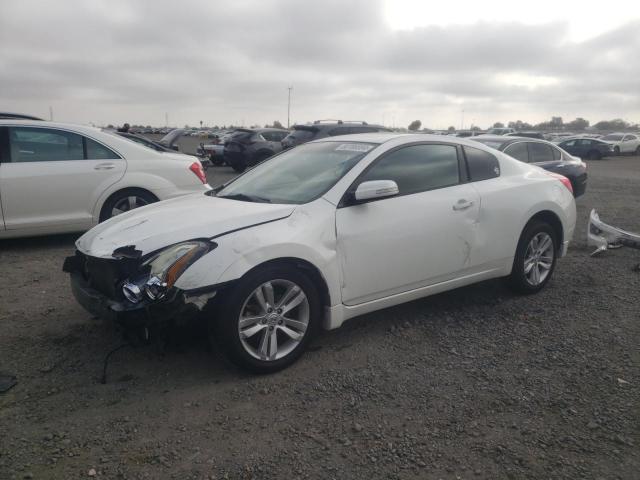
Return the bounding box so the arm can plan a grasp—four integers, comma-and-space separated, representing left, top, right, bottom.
546, 172, 573, 195
189, 161, 206, 184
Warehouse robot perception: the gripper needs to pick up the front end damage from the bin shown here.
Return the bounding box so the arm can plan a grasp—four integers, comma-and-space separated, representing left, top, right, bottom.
62, 246, 226, 334
588, 209, 640, 256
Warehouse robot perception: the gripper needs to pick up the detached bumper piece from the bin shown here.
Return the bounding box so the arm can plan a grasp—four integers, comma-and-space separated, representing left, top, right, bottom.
588, 209, 640, 256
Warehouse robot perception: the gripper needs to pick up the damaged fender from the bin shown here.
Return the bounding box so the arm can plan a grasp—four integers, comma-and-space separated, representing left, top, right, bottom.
588, 209, 640, 256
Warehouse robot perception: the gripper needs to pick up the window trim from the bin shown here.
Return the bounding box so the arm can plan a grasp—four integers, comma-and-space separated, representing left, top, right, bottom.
3, 125, 123, 162
339, 141, 467, 208
461, 145, 501, 182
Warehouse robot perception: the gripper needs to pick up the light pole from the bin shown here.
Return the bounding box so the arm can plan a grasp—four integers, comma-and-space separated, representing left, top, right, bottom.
287, 86, 293, 128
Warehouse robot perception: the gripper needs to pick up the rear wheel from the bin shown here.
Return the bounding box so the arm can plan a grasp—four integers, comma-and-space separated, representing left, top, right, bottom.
251, 150, 273, 167
508, 220, 557, 294
586, 150, 601, 160
213, 266, 321, 373
99, 189, 158, 222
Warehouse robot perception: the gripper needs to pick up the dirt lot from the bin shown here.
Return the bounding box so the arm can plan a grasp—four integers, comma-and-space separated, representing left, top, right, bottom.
1, 155, 639, 480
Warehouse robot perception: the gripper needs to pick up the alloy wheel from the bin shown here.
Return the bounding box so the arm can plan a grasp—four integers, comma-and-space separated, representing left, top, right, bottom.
523, 232, 554, 286
237, 279, 309, 361
111, 195, 149, 217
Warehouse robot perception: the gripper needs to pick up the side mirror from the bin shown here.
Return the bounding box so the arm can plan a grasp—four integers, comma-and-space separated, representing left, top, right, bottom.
354, 180, 399, 202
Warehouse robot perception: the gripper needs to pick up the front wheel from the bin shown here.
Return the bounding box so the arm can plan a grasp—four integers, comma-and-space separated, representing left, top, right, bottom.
614, 146, 620, 155
507, 220, 557, 294
213, 266, 321, 373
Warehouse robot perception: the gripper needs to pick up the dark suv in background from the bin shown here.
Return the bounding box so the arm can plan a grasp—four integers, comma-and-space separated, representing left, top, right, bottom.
224, 128, 289, 172
282, 120, 390, 149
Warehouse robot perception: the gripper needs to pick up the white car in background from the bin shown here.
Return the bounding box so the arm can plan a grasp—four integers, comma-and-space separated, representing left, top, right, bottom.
0, 120, 210, 239
66, 133, 576, 373
600, 132, 640, 155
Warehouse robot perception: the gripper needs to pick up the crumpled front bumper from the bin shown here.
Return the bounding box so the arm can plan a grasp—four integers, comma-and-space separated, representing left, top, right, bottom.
587, 209, 640, 256
69, 271, 218, 328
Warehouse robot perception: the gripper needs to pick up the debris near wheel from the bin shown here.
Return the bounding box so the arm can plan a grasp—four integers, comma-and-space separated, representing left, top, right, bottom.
588, 209, 640, 256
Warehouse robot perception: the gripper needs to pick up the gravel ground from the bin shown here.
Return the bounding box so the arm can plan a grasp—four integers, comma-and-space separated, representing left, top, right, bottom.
0, 155, 638, 480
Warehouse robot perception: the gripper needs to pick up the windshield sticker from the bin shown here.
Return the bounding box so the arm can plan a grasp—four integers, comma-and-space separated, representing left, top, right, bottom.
335, 143, 373, 153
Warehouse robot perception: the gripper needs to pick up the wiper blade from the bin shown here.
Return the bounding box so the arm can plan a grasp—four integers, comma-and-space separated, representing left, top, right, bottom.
217, 193, 271, 203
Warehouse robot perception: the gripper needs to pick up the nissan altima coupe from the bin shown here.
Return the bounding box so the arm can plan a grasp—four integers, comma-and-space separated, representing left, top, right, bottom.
65, 134, 576, 373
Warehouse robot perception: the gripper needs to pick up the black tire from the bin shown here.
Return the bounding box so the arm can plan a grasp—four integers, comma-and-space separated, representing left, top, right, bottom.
210, 155, 225, 166
229, 157, 247, 173
251, 150, 273, 167
213, 265, 321, 373
586, 150, 601, 160
99, 188, 158, 222
507, 220, 558, 294
614, 146, 620, 155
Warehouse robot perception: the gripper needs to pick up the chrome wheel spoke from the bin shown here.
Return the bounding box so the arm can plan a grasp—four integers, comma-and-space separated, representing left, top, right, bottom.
283, 316, 307, 331
239, 315, 265, 329
524, 261, 535, 274
253, 288, 269, 314
258, 329, 270, 359
537, 236, 552, 254
278, 325, 303, 341
538, 260, 552, 270
277, 285, 299, 309
268, 330, 278, 360
262, 282, 275, 309
281, 290, 305, 315
240, 323, 266, 339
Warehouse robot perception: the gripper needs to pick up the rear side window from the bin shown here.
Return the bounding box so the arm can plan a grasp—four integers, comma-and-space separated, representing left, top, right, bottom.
528, 142, 554, 163
463, 146, 500, 181
360, 144, 459, 196
86, 138, 120, 159
9, 127, 83, 162
504, 142, 529, 162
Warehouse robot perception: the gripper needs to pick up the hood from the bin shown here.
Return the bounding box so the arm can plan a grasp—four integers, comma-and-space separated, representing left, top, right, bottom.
77, 193, 296, 258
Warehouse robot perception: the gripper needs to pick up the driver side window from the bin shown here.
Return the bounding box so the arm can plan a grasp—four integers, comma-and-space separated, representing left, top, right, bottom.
359, 144, 459, 196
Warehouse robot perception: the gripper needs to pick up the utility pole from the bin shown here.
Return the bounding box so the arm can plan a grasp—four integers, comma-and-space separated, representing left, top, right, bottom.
287, 85, 293, 128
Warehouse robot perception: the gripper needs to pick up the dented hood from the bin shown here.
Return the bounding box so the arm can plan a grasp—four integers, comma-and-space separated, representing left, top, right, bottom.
76, 193, 295, 258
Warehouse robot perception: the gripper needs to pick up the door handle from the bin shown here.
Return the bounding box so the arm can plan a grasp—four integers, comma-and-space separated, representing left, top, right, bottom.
94, 163, 115, 170
453, 199, 474, 211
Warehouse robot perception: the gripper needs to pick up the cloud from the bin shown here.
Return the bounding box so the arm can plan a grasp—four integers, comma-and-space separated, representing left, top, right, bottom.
0, 0, 638, 128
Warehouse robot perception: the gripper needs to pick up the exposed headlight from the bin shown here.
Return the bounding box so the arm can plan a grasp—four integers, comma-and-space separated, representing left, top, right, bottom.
121, 241, 213, 303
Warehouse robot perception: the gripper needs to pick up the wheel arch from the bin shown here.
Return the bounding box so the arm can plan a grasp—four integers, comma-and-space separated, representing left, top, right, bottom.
524, 210, 564, 253
238, 257, 332, 309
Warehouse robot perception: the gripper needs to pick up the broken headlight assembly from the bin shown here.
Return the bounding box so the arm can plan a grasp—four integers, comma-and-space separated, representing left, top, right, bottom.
588, 209, 640, 256
122, 241, 214, 303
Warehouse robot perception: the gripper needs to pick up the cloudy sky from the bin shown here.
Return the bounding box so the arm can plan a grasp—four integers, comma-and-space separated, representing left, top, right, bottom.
1, 0, 639, 129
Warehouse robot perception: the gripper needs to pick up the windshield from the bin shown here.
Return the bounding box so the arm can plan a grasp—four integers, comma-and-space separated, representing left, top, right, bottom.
214, 141, 377, 204
601, 134, 623, 141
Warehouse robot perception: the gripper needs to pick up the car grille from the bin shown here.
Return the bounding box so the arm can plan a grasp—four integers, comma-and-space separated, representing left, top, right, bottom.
77, 252, 139, 300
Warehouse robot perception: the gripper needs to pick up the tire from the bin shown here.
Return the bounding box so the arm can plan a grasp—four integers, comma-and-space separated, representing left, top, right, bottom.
251, 150, 273, 167
507, 220, 558, 294
586, 150, 601, 160
210, 155, 225, 166
614, 146, 620, 155
99, 188, 158, 222
213, 265, 321, 373
229, 157, 247, 173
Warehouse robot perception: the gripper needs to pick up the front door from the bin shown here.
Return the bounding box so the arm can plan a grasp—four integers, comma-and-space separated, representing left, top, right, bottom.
335, 143, 480, 306
0, 126, 125, 231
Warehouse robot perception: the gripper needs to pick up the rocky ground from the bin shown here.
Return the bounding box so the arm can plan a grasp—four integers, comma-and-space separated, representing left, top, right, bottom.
0, 154, 638, 479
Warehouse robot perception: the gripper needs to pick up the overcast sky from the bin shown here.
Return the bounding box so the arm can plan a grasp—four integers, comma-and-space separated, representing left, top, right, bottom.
1, 0, 639, 129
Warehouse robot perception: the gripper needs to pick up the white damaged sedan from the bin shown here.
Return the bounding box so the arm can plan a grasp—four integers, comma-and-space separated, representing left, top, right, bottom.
65, 133, 576, 372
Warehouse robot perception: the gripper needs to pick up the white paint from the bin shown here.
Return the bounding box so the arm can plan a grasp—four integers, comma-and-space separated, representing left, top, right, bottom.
75, 133, 577, 330
0, 120, 210, 238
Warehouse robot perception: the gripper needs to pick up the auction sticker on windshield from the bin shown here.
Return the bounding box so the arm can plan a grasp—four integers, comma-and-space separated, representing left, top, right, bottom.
335, 143, 374, 153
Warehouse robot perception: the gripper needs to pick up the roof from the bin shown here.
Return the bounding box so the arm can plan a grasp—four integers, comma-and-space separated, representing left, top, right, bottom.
0, 112, 43, 120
